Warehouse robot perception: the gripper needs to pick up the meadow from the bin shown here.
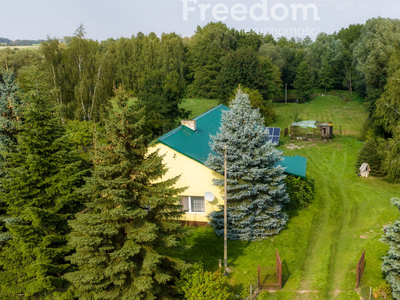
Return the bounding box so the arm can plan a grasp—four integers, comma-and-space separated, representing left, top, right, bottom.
176, 93, 400, 299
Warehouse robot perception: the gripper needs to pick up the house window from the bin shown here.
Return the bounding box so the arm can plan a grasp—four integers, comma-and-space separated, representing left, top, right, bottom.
180, 196, 205, 213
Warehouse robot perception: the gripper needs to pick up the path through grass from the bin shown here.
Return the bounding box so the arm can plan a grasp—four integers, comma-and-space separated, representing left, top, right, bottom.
177, 95, 400, 299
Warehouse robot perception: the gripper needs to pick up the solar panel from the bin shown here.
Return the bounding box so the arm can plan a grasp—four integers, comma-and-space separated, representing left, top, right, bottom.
265, 127, 281, 145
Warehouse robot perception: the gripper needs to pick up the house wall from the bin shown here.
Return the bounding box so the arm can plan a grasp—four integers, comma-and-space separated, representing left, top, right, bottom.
149, 143, 223, 223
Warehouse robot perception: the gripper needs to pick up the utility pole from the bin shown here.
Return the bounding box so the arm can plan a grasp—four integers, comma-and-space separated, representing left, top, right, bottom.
224, 146, 228, 271
285, 83, 288, 105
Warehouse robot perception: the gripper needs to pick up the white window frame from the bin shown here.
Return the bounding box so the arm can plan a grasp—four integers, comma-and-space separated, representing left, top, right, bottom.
181, 196, 206, 214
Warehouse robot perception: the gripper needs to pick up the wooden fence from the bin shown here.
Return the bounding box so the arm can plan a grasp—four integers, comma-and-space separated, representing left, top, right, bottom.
258, 250, 283, 290
356, 250, 365, 288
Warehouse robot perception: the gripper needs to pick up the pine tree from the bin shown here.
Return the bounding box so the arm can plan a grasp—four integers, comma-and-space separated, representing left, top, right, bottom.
381, 198, 400, 300
319, 57, 335, 93
0, 71, 24, 246
294, 61, 313, 102
206, 91, 288, 241
0, 67, 87, 298
65, 88, 187, 300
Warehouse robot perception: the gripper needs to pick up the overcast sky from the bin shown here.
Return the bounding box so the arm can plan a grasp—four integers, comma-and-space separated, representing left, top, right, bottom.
2, 0, 400, 41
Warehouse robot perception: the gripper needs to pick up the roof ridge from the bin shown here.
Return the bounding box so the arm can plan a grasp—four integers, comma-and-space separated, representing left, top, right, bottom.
158, 125, 184, 141
193, 104, 228, 120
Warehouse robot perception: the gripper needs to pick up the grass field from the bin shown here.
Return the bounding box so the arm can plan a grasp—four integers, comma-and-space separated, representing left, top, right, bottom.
176, 93, 400, 299
273, 95, 366, 136
180, 98, 220, 118
0, 44, 40, 50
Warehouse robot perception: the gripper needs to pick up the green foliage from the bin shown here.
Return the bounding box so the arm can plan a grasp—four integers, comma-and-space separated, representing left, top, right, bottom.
319, 57, 335, 93
285, 176, 314, 210
110, 32, 187, 95
381, 126, 400, 181
177, 263, 235, 300
376, 51, 400, 135
187, 22, 236, 99
41, 26, 114, 121
0, 65, 87, 298
356, 139, 385, 177
381, 198, 400, 300
206, 91, 288, 241
0, 71, 24, 247
373, 283, 392, 299
65, 88, 188, 299
293, 61, 313, 102
353, 17, 400, 114
138, 70, 190, 137
229, 86, 276, 125
306, 33, 345, 89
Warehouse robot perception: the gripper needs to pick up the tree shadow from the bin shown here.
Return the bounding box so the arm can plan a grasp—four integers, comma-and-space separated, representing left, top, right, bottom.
175, 226, 250, 273
282, 260, 291, 287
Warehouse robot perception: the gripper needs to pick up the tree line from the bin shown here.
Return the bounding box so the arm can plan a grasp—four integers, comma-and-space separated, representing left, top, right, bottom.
0, 20, 378, 138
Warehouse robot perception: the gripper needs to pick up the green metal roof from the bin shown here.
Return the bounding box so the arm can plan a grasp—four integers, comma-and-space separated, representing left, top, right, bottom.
157, 104, 307, 178
279, 155, 307, 178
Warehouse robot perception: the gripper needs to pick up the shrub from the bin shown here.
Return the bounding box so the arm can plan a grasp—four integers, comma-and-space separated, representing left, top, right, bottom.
373, 283, 392, 299
285, 175, 314, 210
356, 138, 385, 177
177, 264, 235, 300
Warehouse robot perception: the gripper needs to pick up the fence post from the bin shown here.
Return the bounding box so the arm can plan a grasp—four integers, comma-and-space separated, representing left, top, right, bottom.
219, 259, 221, 269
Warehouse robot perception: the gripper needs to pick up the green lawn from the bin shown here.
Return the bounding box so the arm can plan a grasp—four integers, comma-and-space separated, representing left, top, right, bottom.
180, 98, 220, 118
273, 95, 366, 137
176, 94, 400, 299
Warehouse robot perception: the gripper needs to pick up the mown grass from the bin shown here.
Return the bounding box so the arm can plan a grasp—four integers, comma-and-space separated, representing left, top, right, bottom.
180, 98, 220, 118
273, 94, 367, 136
176, 94, 400, 299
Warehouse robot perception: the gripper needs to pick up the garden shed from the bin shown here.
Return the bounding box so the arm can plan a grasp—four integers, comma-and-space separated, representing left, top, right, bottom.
359, 163, 371, 177
289, 120, 333, 141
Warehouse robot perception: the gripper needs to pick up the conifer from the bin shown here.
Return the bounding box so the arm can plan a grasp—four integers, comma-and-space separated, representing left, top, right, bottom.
206, 91, 288, 241
381, 198, 400, 300
65, 88, 187, 299
0, 71, 24, 246
0, 68, 87, 298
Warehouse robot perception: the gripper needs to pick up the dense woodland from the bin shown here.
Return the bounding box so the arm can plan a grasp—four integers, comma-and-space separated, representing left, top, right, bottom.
1, 17, 400, 299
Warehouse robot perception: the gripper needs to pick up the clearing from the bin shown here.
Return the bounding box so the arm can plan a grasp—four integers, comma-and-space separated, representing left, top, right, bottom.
176, 93, 400, 299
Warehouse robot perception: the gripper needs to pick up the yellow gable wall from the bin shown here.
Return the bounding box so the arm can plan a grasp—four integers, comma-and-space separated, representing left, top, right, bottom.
149, 143, 223, 223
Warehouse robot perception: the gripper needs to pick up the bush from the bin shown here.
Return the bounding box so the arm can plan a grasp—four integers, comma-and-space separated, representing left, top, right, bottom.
177, 264, 235, 300
373, 283, 392, 299
356, 138, 385, 177
285, 175, 314, 210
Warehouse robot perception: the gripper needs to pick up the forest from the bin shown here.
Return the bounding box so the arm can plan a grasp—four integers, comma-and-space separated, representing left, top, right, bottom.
1, 16, 400, 299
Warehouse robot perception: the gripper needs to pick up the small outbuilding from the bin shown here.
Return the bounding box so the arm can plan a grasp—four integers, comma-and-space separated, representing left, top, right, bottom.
289, 120, 334, 141
359, 163, 371, 177
319, 122, 334, 140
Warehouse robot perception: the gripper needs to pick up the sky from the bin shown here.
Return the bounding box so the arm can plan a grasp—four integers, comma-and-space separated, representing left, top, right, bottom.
2, 0, 400, 41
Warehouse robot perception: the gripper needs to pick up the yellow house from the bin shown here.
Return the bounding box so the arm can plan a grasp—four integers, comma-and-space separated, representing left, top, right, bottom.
149, 105, 307, 226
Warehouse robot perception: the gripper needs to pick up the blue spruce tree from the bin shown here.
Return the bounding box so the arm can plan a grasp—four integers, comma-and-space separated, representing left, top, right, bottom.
206, 91, 288, 241
381, 198, 400, 299
0, 71, 24, 246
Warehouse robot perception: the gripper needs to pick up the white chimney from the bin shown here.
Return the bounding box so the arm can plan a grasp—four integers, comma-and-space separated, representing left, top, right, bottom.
181, 120, 197, 131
